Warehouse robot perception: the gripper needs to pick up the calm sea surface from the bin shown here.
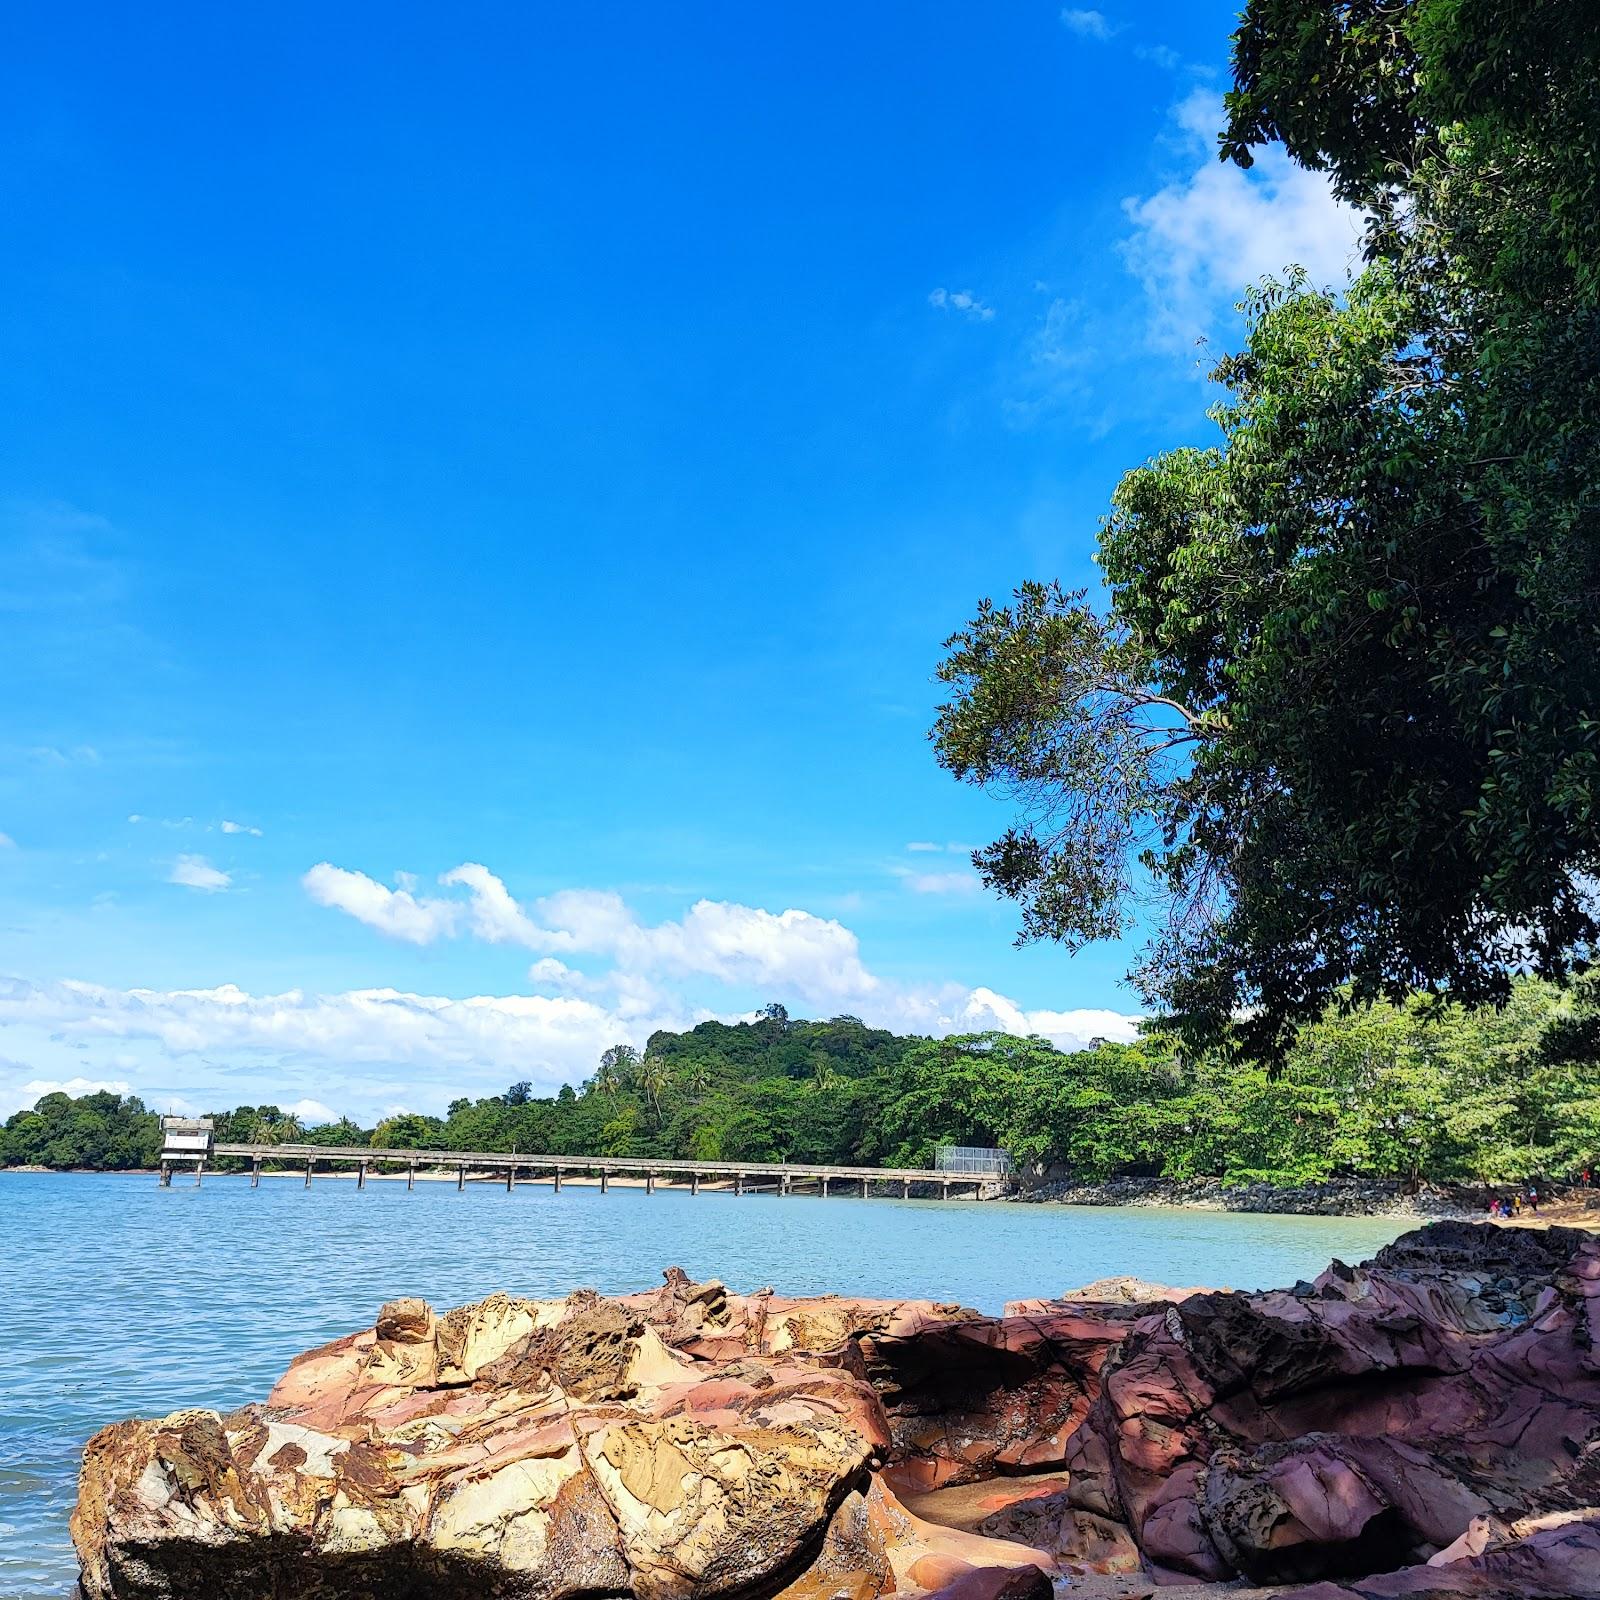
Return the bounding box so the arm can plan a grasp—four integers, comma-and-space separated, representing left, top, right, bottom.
1, 1169, 1408, 1597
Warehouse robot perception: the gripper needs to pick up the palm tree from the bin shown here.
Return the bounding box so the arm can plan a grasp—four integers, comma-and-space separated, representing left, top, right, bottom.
680, 1059, 712, 1097
810, 1055, 837, 1094
637, 1052, 669, 1120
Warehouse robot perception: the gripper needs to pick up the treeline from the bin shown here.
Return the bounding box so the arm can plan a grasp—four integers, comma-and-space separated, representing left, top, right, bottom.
5, 984, 1600, 1183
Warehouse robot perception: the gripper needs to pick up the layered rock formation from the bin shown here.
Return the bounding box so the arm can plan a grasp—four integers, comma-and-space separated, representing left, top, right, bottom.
74, 1224, 1600, 1599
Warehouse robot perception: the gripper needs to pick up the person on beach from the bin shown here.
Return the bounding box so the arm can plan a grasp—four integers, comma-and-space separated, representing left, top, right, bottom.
1527, 1185, 1539, 1214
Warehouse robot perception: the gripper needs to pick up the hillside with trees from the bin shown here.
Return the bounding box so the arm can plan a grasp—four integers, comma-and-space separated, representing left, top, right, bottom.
6, 984, 1598, 1184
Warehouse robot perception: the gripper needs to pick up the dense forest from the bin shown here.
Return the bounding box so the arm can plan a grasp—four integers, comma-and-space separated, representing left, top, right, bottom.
6, 983, 1599, 1184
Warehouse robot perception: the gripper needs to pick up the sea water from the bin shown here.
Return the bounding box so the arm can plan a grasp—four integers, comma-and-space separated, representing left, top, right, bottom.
0, 1169, 1407, 1596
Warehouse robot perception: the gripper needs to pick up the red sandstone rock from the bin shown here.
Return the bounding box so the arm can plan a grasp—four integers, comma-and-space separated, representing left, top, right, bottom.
71, 1227, 1600, 1600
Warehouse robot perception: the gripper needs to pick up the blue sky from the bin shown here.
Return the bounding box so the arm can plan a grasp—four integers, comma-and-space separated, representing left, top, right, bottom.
0, 3, 1361, 1122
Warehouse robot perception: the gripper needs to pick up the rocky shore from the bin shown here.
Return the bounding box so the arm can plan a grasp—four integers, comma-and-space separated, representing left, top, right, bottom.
1015, 1175, 1598, 1218
73, 1221, 1600, 1599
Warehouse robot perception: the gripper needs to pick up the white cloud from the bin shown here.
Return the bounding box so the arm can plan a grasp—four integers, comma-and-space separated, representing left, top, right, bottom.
900, 870, 984, 897
1061, 8, 1114, 39
169, 854, 231, 893
220, 820, 263, 836
1135, 43, 1182, 70
906, 841, 942, 853
286, 1097, 337, 1125
306, 865, 880, 1007
928, 287, 995, 322
0, 971, 1139, 1106
0, 976, 697, 1097
0, 831, 14, 849
302, 862, 459, 944
1122, 90, 1364, 352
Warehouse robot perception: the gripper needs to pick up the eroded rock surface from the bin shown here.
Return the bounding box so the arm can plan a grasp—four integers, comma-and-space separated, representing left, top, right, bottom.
73, 1224, 1600, 1599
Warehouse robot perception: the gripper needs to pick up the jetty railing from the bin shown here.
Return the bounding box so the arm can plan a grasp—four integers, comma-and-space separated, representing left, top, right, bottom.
156, 1124, 1013, 1201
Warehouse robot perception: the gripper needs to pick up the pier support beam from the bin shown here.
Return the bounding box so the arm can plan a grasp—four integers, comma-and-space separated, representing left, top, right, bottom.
941, 1180, 951, 1201
902, 1178, 909, 1199
194, 1160, 204, 1188
305, 1159, 313, 1188
553, 1168, 562, 1194
251, 1159, 261, 1188
407, 1163, 415, 1191
357, 1163, 367, 1190
159, 1162, 171, 1187
821, 1175, 829, 1198
646, 1171, 655, 1195
506, 1166, 515, 1193
690, 1172, 699, 1196
600, 1169, 609, 1194
734, 1172, 743, 1196
457, 1164, 465, 1191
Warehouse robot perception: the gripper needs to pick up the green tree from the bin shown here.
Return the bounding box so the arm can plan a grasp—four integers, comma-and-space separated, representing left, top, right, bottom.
933, 1, 1600, 1059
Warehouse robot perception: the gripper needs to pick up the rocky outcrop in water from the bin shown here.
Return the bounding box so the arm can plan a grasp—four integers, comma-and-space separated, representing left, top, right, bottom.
73, 1224, 1600, 1599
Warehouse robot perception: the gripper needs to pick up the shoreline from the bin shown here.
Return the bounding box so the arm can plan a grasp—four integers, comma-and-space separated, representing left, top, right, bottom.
7, 1164, 1599, 1227
1017, 1173, 1600, 1225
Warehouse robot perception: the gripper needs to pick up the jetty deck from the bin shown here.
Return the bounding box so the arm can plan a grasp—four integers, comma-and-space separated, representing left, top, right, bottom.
156, 1121, 1013, 1200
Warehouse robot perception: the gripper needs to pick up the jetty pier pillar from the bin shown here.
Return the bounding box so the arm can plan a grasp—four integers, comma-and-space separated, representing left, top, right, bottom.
357, 1162, 367, 1191
600, 1169, 609, 1194
251, 1159, 261, 1188
901, 1178, 909, 1199
456, 1164, 465, 1191
734, 1172, 744, 1196
821, 1176, 829, 1198
304, 1159, 313, 1188
506, 1166, 515, 1193
941, 1179, 951, 1201
159, 1162, 171, 1187
194, 1160, 204, 1188
781, 1174, 791, 1196
646, 1171, 656, 1195
553, 1168, 562, 1194
690, 1172, 699, 1196
407, 1163, 415, 1191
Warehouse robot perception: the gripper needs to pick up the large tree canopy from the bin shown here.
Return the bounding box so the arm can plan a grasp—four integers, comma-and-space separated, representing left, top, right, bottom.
934, 0, 1600, 1058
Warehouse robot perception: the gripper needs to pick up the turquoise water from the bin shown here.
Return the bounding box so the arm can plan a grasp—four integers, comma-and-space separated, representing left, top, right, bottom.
1, 1170, 1407, 1597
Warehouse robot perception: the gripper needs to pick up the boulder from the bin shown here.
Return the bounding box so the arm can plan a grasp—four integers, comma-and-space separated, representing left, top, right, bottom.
73, 1226, 1600, 1600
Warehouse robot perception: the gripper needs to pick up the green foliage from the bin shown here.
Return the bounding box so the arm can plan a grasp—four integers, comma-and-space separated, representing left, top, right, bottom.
0, 1091, 162, 1170
6, 987, 1597, 1183
934, 0, 1600, 1059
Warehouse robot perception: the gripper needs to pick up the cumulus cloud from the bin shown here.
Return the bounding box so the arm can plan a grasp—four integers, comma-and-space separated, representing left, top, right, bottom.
305, 865, 880, 1007
220, 820, 263, 836
928, 288, 995, 322
302, 863, 460, 944
0, 976, 698, 1096
1061, 9, 1115, 39
1122, 89, 1364, 351
0, 971, 1138, 1103
169, 855, 231, 893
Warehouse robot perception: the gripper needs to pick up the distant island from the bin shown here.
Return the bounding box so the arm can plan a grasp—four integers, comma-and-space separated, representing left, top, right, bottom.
6, 980, 1598, 1190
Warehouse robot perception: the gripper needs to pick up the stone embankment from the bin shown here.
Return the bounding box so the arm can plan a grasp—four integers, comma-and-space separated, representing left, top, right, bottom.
73, 1222, 1600, 1599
